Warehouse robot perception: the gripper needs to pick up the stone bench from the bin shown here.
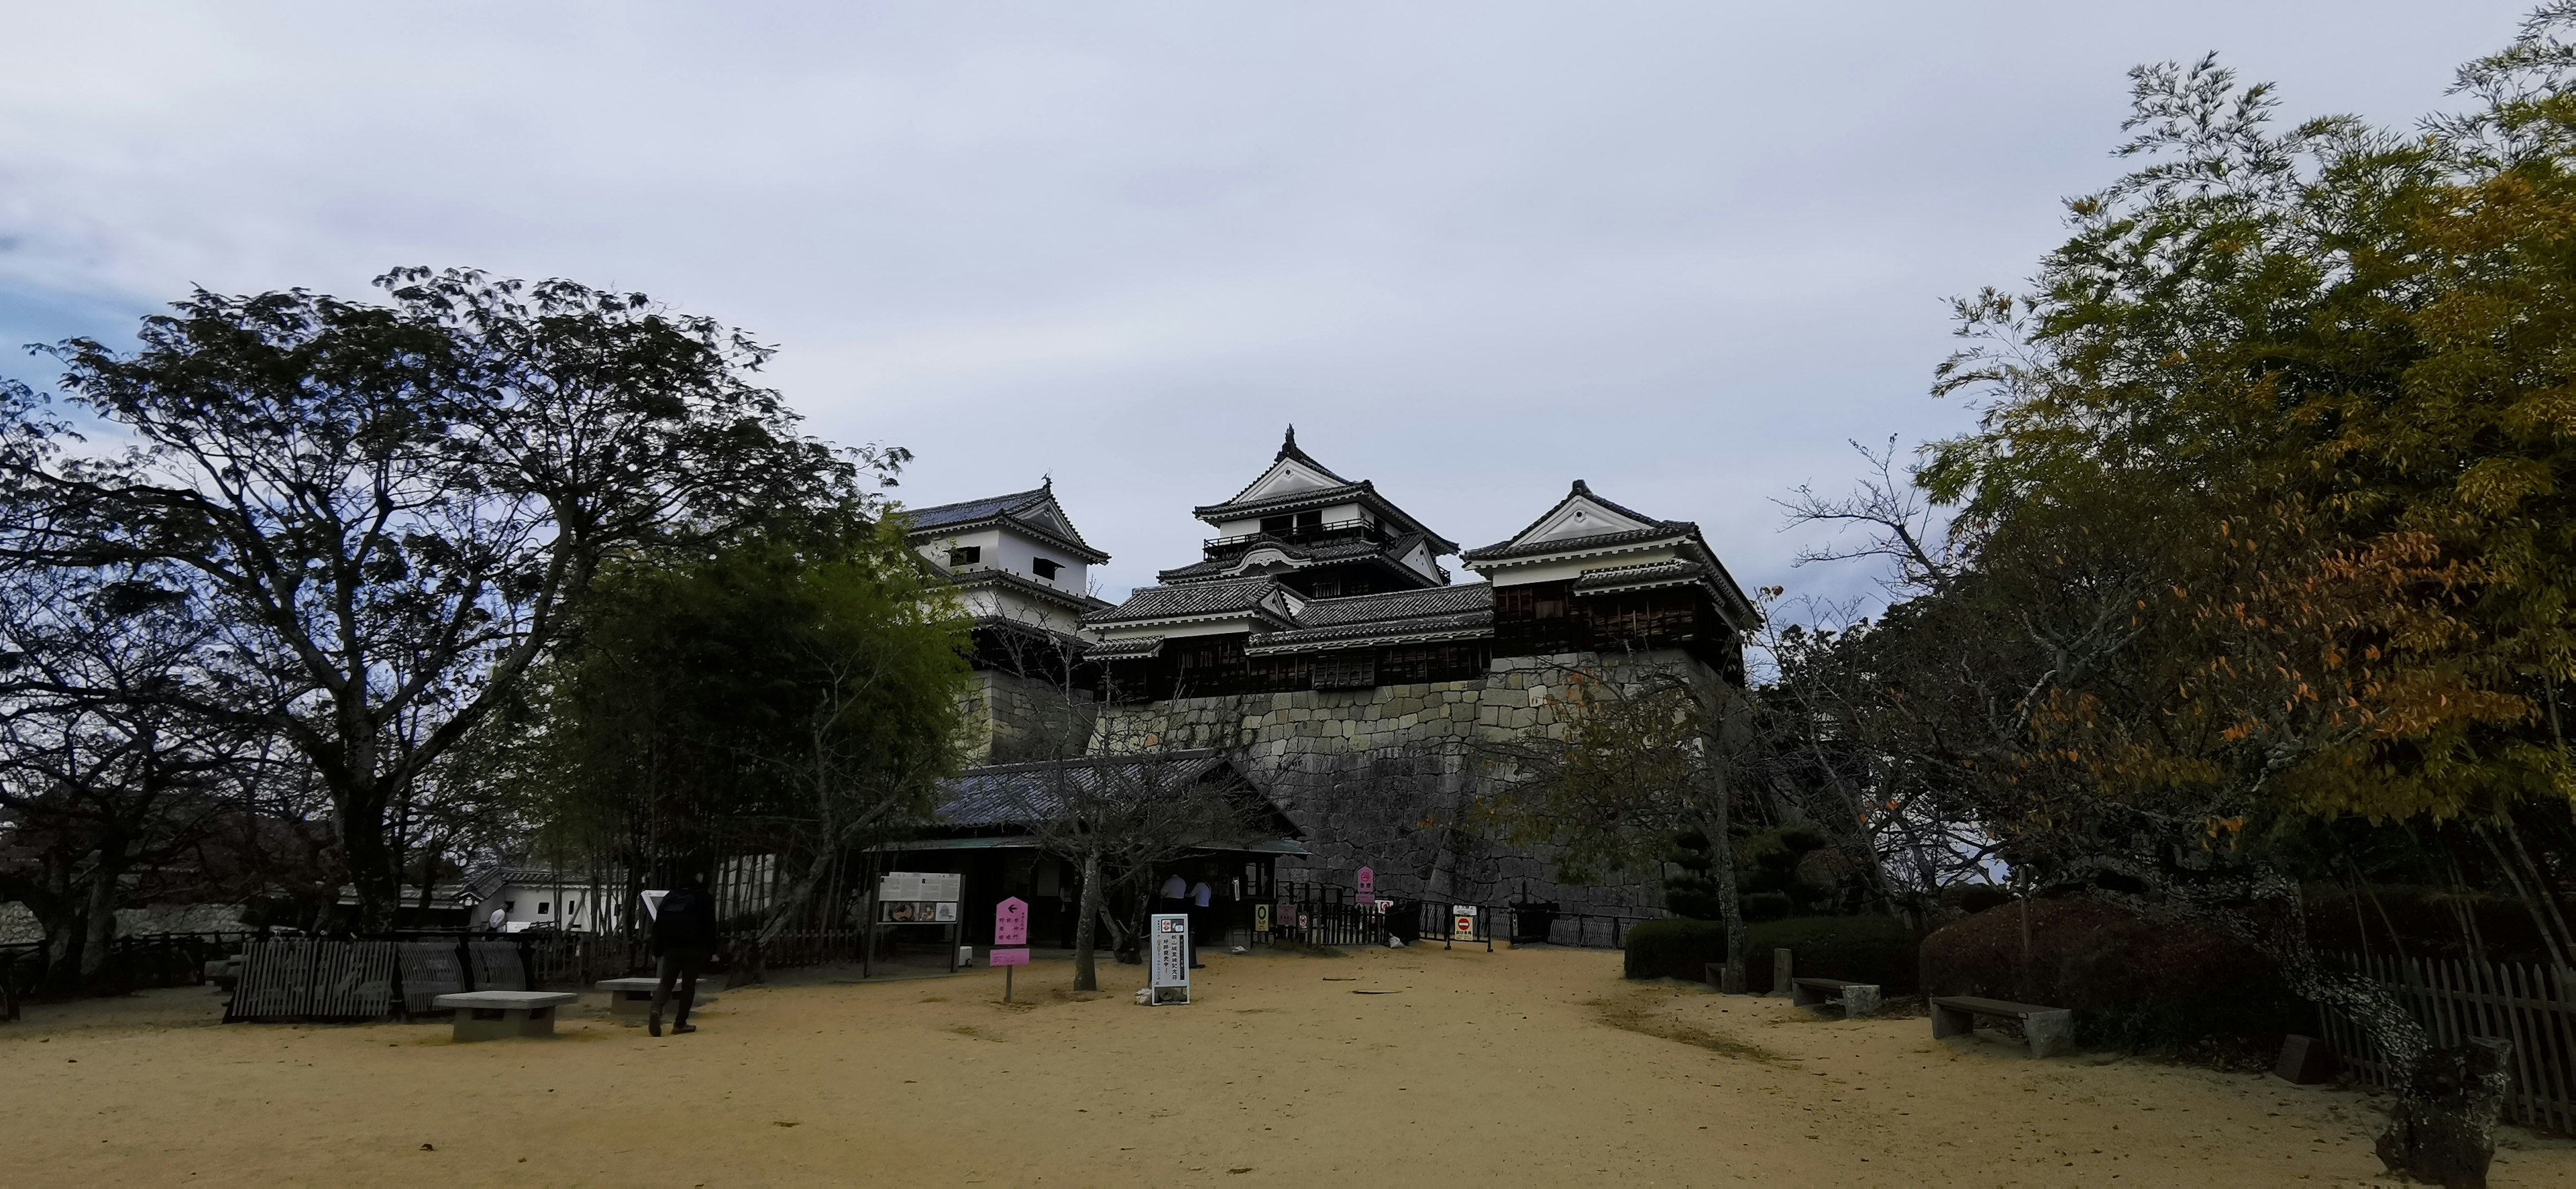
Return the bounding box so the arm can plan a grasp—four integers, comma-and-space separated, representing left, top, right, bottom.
1930, 995, 2074, 1058
596, 977, 716, 1019
433, 990, 579, 1042
1791, 976, 1882, 1019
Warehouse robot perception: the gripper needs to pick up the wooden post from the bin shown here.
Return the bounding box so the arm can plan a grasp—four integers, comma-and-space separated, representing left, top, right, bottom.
1772, 948, 1794, 997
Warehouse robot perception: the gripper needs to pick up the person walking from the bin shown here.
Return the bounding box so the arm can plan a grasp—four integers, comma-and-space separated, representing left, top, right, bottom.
649, 872, 718, 1037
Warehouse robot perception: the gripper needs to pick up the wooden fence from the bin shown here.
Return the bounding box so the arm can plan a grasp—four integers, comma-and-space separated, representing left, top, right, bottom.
2315, 952, 2576, 1134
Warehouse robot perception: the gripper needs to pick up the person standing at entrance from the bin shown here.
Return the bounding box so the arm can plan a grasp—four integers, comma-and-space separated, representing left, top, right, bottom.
1188, 879, 1214, 968
649, 873, 718, 1037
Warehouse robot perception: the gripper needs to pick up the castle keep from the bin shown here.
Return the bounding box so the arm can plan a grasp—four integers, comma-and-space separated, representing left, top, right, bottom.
903, 429, 1755, 915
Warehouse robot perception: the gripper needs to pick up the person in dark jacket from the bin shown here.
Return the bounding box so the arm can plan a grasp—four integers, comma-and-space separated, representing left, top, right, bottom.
649, 873, 719, 1037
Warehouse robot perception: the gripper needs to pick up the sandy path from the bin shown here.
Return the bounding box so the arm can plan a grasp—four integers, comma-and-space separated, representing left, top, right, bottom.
3, 945, 2571, 1187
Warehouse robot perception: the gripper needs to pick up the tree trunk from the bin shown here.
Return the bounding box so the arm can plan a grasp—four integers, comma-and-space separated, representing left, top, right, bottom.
2287, 958, 2508, 1186
76, 870, 117, 982
1698, 799, 1745, 993
2377, 1038, 2512, 1188
339, 797, 401, 934
1073, 850, 1103, 992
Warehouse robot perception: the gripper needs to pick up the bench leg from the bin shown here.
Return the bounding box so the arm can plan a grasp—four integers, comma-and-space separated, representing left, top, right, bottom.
1931, 1003, 1974, 1040
1792, 982, 1823, 1009
1772, 948, 1794, 997
1842, 985, 1882, 1019
2024, 1010, 2073, 1059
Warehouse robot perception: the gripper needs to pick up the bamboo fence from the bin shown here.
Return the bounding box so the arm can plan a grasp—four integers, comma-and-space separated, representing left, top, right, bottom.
2316, 952, 2576, 1134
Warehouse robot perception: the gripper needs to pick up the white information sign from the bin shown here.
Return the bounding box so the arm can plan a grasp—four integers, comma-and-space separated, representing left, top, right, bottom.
1149, 912, 1191, 1002
877, 871, 963, 925
877, 872, 962, 903
1452, 904, 1481, 941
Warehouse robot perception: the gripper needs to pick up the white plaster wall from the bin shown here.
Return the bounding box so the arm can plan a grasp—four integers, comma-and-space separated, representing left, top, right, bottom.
918, 527, 1089, 596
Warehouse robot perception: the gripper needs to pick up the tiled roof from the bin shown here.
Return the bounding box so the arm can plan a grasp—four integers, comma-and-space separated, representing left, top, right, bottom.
1244, 585, 1494, 655
1155, 530, 1434, 584
1460, 480, 1697, 562
1572, 559, 1710, 593
1085, 576, 1293, 626
901, 484, 1108, 563
906, 487, 1050, 530
1192, 480, 1375, 522
1288, 583, 1491, 627
1208, 426, 1354, 506
1081, 636, 1165, 661
941, 566, 1113, 614
930, 752, 1286, 832
1463, 524, 1692, 563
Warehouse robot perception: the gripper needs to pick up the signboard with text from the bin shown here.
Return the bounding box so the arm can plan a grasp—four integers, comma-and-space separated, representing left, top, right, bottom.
1356, 866, 1374, 901
877, 872, 961, 924
1452, 904, 1480, 941
1149, 912, 1191, 1001
990, 896, 1030, 968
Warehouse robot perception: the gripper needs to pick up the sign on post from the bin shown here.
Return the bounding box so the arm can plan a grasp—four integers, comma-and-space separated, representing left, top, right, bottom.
1452, 904, 1480, 941
1356, 866, 1375, 902
1149, 913, 1191, 1004
991, 896, 1031, 1001
1253, 903, 1271, 933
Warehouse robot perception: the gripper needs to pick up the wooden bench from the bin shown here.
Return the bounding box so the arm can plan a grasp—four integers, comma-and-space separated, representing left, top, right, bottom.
1930, 995, 2074, 1058
432, 990, 579, 1042
596, 977, 716, 1019
1791, 976, 1882, 1018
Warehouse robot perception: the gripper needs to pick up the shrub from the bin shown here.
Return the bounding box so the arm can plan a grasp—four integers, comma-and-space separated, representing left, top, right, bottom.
1918, 897, 2307, 1051
1743, 915, 1919, 995
1739, 892, 1793, 923
1622, 917, 1729, 981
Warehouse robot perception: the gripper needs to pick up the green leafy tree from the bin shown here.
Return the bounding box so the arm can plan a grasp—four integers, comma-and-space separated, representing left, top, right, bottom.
525, 516, 973, 941
1847, 13, 2576, 1179
0, 268, 885, 929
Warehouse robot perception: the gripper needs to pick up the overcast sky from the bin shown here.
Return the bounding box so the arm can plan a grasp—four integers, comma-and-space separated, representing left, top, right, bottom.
0, 2, 2532, 608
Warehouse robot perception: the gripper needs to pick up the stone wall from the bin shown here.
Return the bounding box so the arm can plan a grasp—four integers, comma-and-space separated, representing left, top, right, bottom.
1091, 649, 1722, 919
959, 668, 1096, 765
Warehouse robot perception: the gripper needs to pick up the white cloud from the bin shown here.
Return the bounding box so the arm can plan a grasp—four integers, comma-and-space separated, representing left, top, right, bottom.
0, 0, 2532, 608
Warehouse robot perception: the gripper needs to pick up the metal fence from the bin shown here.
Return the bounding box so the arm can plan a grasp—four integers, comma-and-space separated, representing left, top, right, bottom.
1269, 885, 1388, 947
2315, 952, 2576, 1135
1523, 911, 1658, 949
225, 938, 398, 1023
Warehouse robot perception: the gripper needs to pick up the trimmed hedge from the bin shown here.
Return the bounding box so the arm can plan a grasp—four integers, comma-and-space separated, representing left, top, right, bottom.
1624, 913, 1921, 990
1623, 917, 1729, 981
1745, 915, 1919, 995
1919, 898, 2307, 1051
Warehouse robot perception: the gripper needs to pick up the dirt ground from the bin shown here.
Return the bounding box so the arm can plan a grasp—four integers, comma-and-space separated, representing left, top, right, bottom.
4, 945, 2573, 1187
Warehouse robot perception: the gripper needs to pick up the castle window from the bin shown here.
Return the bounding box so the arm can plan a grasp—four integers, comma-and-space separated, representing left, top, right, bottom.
537, 901, 551, 916
1312, 655, 1377, 690
1294, 510, 1323, 533
1032, 557, 1061, 581
1260, 514, 1292, 536
948, 546, 981, 567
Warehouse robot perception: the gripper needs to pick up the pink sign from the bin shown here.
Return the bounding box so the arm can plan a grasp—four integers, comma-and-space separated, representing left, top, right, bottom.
1356, 866, 1375, 900
989, 947, 1030, 967
995, 897, 1029, 946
